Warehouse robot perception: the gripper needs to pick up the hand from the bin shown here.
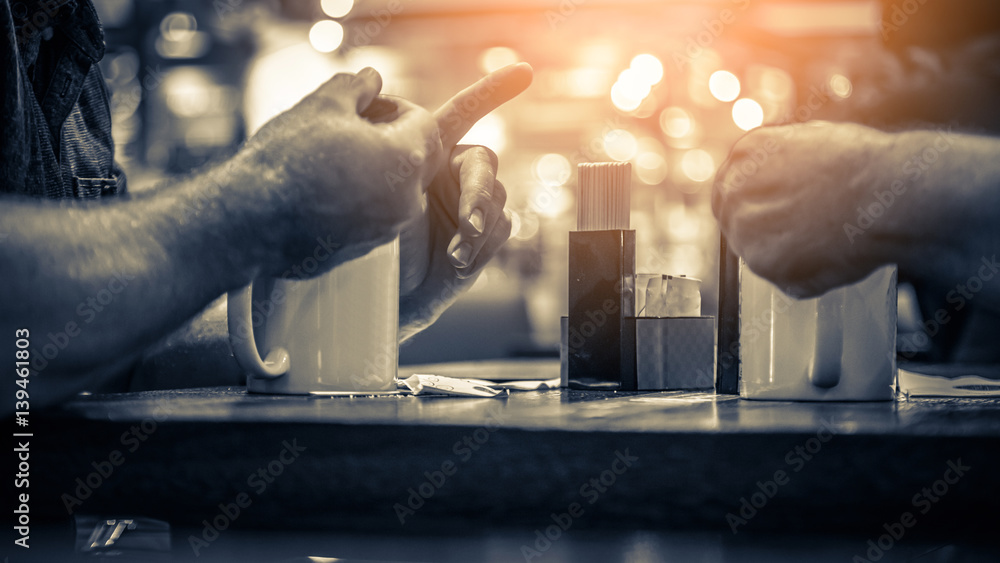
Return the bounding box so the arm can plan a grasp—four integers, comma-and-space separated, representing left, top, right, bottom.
713, 121, 898, 297
240, 67, 442, 277
397, 63, 533, 340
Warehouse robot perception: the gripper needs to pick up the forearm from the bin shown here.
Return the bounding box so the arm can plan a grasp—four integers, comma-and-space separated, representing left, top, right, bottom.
867, 130, 1000, 310
1, 150, 275, 390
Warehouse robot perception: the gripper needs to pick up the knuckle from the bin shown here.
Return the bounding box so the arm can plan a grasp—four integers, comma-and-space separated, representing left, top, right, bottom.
491, 180, 507, 206
468, 145, 499, 170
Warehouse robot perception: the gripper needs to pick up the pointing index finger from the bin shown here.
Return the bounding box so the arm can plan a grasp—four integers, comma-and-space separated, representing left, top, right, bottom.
434, 62, 533, 149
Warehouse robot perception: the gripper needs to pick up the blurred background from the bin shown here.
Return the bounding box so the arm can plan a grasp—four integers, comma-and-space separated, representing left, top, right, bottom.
94, 0, 883, 364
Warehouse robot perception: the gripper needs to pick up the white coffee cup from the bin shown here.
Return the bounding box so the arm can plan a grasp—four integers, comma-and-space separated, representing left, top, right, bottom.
739, 262, 897, 401
227, 237, 400, 395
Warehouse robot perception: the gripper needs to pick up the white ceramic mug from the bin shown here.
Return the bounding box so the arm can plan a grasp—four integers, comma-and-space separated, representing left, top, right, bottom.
227, 237, 400, 395
739, 262, 897, 401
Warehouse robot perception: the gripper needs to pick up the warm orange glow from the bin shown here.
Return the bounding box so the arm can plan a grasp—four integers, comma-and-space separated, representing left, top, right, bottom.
636, 152, 668, 185
681, 149, 715, 182
629, 54, 663, 86
610, 81, 643, 112
659, 107, 693, 139
531, 185, 573, 218
829, 73, 852, 99
460, 113, 507, 153
604, 129, 638, 161
708, 70, 740, 102
756, 66, 794, 102
532, 153, 572, 187
732, 98, 764, 131
478, 46, 520, 74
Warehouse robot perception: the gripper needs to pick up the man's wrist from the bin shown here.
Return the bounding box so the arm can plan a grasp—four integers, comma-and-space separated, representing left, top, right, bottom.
867, 129, 985, 283
197, 148, 289, 286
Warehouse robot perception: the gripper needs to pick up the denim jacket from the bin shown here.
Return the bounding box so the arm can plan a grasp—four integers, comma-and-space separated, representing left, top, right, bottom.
1, 0, 126, 199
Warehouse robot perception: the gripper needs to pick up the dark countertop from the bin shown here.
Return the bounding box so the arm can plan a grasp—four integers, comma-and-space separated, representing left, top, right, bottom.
18, 359, 1000, 561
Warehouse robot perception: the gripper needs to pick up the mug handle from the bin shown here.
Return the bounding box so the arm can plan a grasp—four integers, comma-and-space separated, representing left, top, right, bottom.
808, 292, 843, 389
227, 283, 290, 379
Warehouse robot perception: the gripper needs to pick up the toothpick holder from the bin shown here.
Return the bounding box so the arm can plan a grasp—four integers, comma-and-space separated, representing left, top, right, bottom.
566, 229, 637, 390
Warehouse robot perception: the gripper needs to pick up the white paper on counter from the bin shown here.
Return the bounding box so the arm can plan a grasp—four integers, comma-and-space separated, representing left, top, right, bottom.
396, 374, 560, 396
898, 369, 1000, 397
467, 378, 562, 391
397, 374, 508, 397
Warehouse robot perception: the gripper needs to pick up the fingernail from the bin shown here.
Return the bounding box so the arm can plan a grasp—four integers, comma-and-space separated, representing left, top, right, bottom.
468, 209, 484, 234
451, 243, 472, 267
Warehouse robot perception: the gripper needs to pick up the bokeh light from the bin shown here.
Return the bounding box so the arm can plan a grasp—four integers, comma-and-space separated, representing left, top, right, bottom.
508, 209, 522, 239
732, 98, 764, 131
478, 46, 521, 74
610, 81, 643, 112
460, 113, 507, 153
629, 53, 663, 86
566, 67, 613, 98
667, 205, 704, 242
611, 55, 664, 113
632, 92, 659, 119
321, 0, 354, 18
512, 210, 540, 240
659, 107, 693, 139
604, 129, 638, 161
309, 20, 344, 53
531, 185, 573, 218
164, 67, 215, 118
532, 153, 572, 187
636, 152, 668, 185
160, 12, 196, 42
829, 73, 853, 98
756, 66, 794, 101
709, 70, 741, 102
155, 12, 208, 59
681, 149, 716, 182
